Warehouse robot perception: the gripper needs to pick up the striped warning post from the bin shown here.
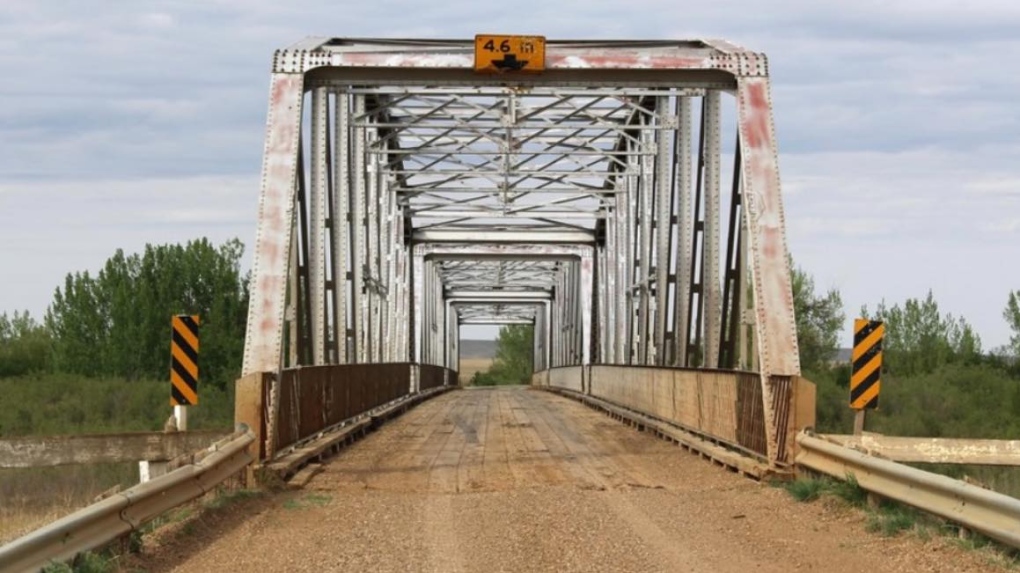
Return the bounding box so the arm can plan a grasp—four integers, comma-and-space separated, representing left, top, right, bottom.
170, 315, 199, 406
850, 318, 884, 410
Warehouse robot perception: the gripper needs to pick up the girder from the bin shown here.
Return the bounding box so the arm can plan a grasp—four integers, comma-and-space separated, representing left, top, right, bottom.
244, 36, 800, 467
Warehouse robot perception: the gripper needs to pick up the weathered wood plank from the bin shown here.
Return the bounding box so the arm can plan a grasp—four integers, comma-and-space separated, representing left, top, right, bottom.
823, 434, 1020, 466
0, 430, 230, 468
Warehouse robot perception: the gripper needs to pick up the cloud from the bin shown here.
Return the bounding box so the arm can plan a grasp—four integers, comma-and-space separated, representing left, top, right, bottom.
0, 0, 1017, 347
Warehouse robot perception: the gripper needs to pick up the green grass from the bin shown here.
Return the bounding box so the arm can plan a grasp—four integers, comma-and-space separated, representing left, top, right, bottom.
42, 551, 114, 573
865, 504, 919, 537
782, 473, 867, 505
785, 473, 1020, 567
204, 488, 263, 511
284, 492, 332, 510
785, 477, 826, 502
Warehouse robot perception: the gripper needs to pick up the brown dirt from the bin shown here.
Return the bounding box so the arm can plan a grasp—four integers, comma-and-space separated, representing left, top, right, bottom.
129, 387, 1012, 572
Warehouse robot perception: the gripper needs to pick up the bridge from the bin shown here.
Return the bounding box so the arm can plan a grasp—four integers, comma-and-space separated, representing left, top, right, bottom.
3, 37, 1019, 572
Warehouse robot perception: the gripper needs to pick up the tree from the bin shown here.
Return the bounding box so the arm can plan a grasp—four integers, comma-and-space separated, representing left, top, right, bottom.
0, 311, 51, 377
1006, 291, 1020, 357
791, 266, 845, 374
476, 325, 534, 385
45, 238, 249, 389
862, 290, 981, 377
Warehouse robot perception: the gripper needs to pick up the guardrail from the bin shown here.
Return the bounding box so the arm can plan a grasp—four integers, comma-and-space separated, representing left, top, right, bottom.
235, 363, 458, 463
796, 432, 1020, 549
0, 426, 254, 573
533, 365, 816, 467
818, 434, 1020, 466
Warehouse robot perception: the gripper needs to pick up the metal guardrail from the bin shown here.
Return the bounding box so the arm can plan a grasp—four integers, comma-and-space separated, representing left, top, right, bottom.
796, 432, 1020, 549
0, 426, 254, 573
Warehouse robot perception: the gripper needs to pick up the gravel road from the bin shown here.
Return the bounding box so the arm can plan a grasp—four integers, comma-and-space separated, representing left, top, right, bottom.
134, 386, 1008, 572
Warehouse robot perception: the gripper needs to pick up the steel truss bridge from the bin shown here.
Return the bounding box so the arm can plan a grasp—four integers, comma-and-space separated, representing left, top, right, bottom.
241, 37, 805, 467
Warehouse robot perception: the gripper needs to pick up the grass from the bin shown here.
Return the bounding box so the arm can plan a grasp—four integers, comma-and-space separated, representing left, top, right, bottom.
41, 552, 115, 573
865, 504, 921, 537
11, 482, 263, 572
783, 473, 1019, 565
284, 492, 332, 510
0, 463, 140, 544
784, 474, 925, 538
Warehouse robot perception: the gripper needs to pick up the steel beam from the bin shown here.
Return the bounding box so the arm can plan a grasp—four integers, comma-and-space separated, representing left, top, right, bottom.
243, 73, 304, 376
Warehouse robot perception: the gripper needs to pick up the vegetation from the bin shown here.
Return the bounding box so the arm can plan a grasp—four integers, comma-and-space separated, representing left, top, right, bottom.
782, 473, 1012, 563
0, 238, 247, 439
470, 325, 534, 386
791, 265, 845, 374
46, 238, 248, 390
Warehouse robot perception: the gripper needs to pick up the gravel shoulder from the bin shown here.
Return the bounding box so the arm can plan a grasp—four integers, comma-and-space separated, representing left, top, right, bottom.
131, 386, 1011, 573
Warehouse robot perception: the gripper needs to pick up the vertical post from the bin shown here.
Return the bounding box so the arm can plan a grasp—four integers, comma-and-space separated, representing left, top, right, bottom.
637, 113, 654, 365
653, 96, 672, 365
412, 248, 423, 363
673, 96, 693, 366
333, 89, 351, 364
703, 90, 722, 368
614, 177, 628, 363
309, 87, 329, 364
853, 411, 866, 436
736, 75, 801, 465
352, 95, 367, 363
173, 404, 188, 432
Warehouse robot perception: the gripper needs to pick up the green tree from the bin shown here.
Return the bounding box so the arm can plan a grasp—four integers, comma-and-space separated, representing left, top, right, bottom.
0, 311, 51, 377
475, 325, 534, 385
45, 238, 249, 390
862, 290, 981, 377
791, 266, 845, 374
1006, 291, 1020, 357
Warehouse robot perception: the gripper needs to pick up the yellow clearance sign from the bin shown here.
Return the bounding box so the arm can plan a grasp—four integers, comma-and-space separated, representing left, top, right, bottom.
850, 319, 884, 410
170, 315, 200, 406
474, 35, 546, 73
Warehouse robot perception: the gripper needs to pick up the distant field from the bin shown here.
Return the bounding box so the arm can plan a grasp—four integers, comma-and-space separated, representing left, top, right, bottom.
460, 339, 497, 359
458, 357, 493, 385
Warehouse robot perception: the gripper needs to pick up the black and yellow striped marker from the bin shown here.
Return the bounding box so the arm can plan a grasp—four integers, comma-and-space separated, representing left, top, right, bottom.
170, 315, 199, 406
850, 318, 884, 410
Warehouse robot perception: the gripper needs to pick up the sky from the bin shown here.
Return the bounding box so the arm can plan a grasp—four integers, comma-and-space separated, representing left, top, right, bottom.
0, 1, 1018, 349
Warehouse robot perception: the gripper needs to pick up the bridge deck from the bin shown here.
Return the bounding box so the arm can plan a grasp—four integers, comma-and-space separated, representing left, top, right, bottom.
137, 387, 994, 572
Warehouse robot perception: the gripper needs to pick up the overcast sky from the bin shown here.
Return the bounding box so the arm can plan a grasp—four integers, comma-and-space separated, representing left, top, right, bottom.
1, 1, 1018, 349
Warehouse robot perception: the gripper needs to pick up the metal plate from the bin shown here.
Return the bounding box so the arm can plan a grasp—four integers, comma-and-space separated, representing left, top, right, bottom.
474, 34, 545, 73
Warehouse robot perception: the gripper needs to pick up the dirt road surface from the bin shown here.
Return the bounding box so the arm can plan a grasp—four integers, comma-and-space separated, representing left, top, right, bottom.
135, 387, 1007, 572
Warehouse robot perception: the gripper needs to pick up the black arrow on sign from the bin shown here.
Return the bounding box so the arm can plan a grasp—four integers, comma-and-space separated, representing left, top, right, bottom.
492, 54, 528, 71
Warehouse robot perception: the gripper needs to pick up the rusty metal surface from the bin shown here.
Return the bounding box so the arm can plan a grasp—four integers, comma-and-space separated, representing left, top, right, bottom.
272, 38, 767, 77
735, 373, 768, 458
271, 364, 454, 453
767, 376, 793, 464
821, 435, 1020, 466
419, 364, 448, 391
548, 366, 584, 393
242, 73, 305, 376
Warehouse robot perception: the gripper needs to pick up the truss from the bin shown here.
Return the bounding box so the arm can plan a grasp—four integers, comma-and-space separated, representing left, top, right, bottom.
243, 37, 801, 466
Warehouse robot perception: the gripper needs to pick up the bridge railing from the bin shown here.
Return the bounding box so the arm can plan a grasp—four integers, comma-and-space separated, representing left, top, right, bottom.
236, 363, 456, 463
533, 365, 815, 467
